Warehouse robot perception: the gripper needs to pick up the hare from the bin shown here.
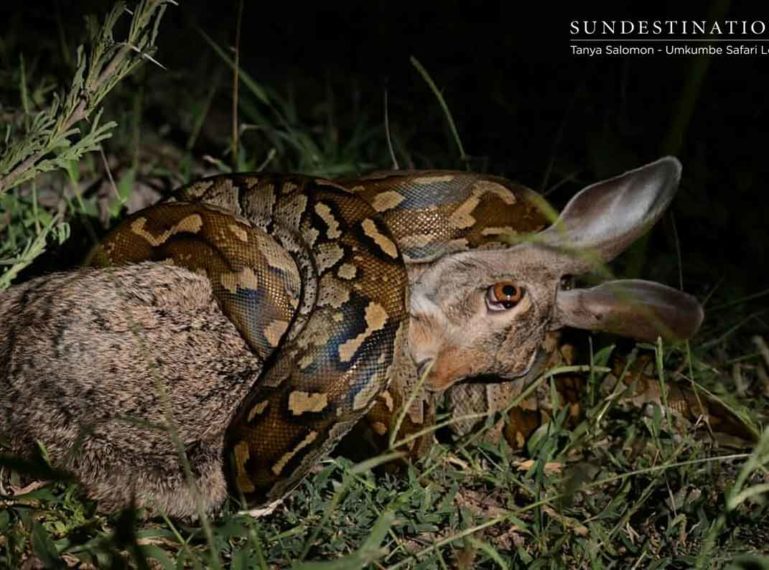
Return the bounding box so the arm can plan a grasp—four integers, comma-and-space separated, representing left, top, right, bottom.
0, 157, 703, 517
0, 263, 263, 516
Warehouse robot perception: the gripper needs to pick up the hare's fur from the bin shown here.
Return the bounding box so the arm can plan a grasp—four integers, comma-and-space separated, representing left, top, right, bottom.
0, 262, 262, 517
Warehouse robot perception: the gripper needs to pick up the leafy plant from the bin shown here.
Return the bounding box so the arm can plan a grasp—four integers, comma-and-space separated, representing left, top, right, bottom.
0, 0, 172, 194
0, 0, 174, 289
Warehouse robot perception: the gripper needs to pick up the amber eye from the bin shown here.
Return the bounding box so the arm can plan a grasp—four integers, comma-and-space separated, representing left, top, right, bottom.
486, 281, 524, 312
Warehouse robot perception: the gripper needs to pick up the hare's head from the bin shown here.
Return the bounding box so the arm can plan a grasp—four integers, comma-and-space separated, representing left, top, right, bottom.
408, 157, 704, 391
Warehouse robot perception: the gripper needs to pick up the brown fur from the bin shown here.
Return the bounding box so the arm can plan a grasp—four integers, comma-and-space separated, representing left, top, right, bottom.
408, 248, 559, 391
0, 262, 263, 518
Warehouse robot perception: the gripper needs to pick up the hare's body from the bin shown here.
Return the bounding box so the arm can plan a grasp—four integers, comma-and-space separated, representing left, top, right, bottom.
0, 158, 708, 517
0, 263, 260, 516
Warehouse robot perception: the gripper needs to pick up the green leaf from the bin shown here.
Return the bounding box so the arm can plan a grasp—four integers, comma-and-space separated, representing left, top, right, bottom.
725, 555, 769, 570
468, 537, 509, 570
141, 545, 176, 570
30, 522, 64, 569
292, 511, 394, 570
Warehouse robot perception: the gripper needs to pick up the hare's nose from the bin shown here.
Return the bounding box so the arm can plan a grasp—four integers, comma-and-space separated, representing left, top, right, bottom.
416, 359, 434, 379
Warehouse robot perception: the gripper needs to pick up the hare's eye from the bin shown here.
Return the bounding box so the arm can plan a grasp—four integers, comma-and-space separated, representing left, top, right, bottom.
486, 282, 524, 312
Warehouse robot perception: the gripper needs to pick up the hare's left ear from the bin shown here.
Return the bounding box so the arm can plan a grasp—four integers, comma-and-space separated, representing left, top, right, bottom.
541, 156, 682, 273
541, 157, 704, 341
554, 279, 704, 341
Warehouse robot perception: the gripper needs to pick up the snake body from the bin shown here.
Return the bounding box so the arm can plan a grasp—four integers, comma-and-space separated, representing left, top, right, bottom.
94, 175, 411, 504
92, 170, 749, 506
344, 171, 548, 262
92, 171, 551, 502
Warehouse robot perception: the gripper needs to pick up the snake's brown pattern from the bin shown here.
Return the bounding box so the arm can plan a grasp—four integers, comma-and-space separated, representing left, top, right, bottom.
94, 174, 409, 504
91, 203, 300, 361
346, 171, 549, 262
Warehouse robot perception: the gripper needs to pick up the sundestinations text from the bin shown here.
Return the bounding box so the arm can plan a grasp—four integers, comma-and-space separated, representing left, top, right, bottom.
570, 20, 769, 36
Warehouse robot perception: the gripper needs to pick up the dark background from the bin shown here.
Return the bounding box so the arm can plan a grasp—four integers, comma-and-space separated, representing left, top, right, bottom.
1, 0, 767, 335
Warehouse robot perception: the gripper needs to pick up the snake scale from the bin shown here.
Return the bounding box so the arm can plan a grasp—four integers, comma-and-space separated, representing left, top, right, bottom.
86, 166, 746, 509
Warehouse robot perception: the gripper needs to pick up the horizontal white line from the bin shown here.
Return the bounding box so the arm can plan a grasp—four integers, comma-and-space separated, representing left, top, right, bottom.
570, 38, 769, 42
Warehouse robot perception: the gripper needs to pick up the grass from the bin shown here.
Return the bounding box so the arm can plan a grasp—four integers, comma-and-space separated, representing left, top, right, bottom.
1, 2, 768, 568
0, 353, 767, 567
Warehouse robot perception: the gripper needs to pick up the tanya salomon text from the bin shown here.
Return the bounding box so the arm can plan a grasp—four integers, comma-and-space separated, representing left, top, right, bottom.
571, 45, 769, 56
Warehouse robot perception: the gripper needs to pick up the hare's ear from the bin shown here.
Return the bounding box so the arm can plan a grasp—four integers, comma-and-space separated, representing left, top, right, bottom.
542, 157, 682, 273
554, 279, 704, 341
